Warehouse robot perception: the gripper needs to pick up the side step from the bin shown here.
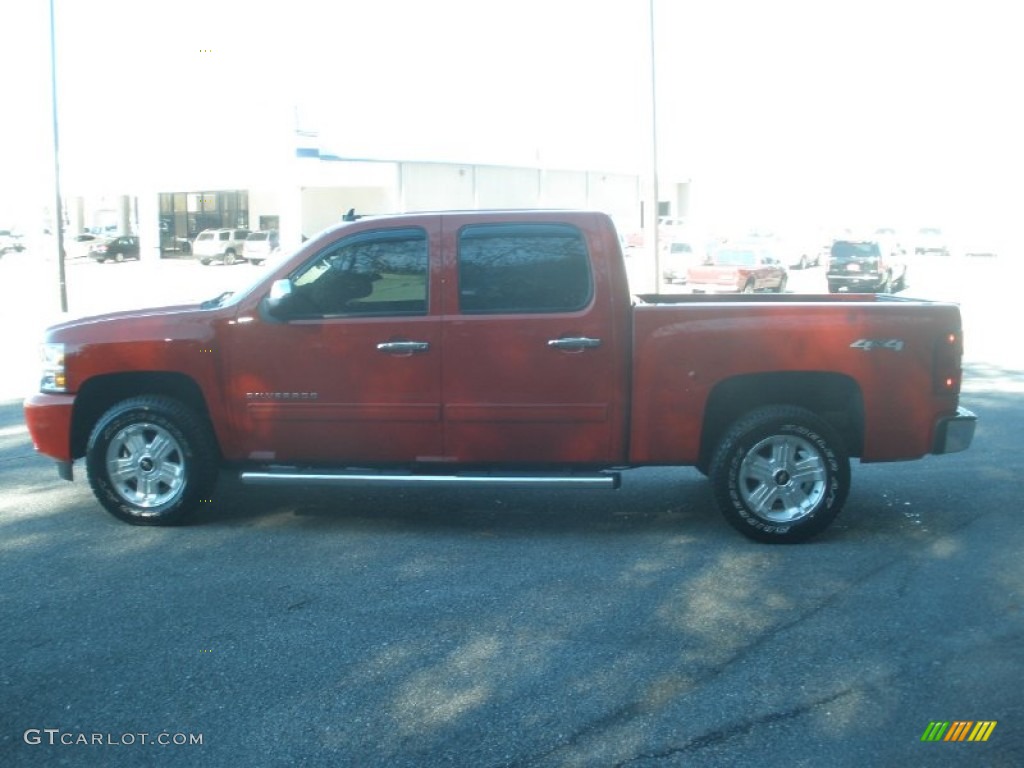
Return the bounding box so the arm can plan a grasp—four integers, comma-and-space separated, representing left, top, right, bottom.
239, 468, 621, 490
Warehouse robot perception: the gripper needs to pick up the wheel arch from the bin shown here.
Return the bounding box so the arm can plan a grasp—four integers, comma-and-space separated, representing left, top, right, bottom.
699, 371, 864, 469
70, 372, 217, 460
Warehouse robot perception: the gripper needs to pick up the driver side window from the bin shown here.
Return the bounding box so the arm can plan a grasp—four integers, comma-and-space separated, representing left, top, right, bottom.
289, 228, 428, 316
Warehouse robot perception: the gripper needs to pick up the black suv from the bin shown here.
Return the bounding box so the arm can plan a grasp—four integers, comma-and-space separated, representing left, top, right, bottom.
827, 239, 907, 294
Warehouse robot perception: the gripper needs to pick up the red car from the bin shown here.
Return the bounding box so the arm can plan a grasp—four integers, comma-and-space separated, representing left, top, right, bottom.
24, 210, 975, 543
686, 245, 788, 293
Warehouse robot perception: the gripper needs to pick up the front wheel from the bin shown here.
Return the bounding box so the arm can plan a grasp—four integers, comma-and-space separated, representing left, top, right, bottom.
85, 396, 218, 525
709, 405, 850, 543
223, 249, 237, 266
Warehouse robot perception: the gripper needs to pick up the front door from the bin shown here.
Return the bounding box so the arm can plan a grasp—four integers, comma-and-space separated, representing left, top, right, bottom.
224, 222, 444, 464
439, 217, 625, 464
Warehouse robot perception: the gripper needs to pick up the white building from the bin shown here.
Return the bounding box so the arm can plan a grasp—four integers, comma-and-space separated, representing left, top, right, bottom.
62, 115, 691, 260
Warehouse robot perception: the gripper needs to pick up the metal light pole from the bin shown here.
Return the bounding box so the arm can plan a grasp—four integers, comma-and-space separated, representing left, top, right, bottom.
49, 0, 68, 312
648, 0, 661, 293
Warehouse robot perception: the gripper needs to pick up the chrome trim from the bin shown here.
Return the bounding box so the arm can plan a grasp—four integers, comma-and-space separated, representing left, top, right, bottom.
240, 470, 620, 490
547, 337, 602, 350
933, 406, 977, 454
376, 341, 430, 353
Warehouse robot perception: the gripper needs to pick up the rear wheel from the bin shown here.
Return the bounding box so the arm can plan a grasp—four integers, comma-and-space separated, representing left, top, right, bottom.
199, 258, 211, 266
742, 280, 755, 294
709, 405, 850, 543
85, 396, 218, 525
224, 249, 237, 266
114, 252, 124, 263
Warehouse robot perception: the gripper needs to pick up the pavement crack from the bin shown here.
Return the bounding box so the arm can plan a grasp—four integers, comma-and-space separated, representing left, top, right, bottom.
614, 686, 858, 766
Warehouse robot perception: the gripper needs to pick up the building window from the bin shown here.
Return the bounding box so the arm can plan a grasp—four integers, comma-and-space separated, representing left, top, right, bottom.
158, 190, 249, 254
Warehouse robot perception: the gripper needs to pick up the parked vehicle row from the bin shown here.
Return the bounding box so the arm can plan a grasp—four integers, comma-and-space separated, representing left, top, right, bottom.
60, 227, 281, 266
0, 229, 26, 255
193, 228, 281, 265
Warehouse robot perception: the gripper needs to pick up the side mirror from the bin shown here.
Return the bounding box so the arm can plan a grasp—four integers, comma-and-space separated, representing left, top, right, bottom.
264, 278, 294, 319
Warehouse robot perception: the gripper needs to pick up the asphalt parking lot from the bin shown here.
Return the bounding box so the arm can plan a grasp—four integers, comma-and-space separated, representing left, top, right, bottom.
1, 245, 1022, 766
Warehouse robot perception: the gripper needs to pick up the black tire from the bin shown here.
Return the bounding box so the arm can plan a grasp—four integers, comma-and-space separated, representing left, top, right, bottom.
85, 396, 218, 526
709, 405, 850, 543
224, 249, 237, 266
114, 252, 124, 263
200, 258, 211, 266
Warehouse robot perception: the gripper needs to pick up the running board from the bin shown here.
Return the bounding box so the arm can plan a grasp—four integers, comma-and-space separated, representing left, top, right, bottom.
239, 468, 621, 490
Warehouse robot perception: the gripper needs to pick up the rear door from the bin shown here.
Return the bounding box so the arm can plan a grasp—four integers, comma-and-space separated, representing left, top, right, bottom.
439, 216, 626, 464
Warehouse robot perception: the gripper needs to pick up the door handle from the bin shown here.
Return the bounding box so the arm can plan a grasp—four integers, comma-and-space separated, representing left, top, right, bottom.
376, 341, 430, 354
547, 336, 602, 351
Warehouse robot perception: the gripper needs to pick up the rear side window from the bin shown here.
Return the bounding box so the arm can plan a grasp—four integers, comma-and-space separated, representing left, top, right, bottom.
457, 223, 592, 314
219, 231, 230, 241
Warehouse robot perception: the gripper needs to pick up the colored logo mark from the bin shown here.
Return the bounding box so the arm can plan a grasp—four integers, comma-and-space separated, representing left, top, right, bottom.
921, 721, 997, 742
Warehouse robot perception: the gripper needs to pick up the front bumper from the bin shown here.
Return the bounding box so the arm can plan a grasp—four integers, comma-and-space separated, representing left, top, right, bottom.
932, 406, 977, 454
24, 392, 76, 464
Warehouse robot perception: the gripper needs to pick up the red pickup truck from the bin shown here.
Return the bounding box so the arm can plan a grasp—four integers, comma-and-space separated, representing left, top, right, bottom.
24, 210, 976, 542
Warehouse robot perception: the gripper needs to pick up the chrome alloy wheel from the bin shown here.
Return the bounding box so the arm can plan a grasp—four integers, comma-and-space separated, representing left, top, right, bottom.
737, 434, 827, 524
105, 422, 187, 509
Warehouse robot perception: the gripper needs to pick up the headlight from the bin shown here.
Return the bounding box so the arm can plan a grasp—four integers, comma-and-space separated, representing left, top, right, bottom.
40, 343, 67, 392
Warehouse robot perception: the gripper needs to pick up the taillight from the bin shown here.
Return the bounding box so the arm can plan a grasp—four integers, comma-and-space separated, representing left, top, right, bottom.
933, 330, 963, 395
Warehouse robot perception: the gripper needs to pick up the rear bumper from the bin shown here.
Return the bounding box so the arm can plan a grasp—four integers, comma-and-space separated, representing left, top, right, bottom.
827, 273, 884, 291
932, 406, 977, 454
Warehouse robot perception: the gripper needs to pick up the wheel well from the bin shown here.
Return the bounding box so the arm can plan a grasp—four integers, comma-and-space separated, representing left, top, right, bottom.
70, 372, 213, 459
699, 372, 864, 467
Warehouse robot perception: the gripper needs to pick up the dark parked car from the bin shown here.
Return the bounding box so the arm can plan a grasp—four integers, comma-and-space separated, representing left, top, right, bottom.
827, 239, 907, 293
90, 236, 141, 263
